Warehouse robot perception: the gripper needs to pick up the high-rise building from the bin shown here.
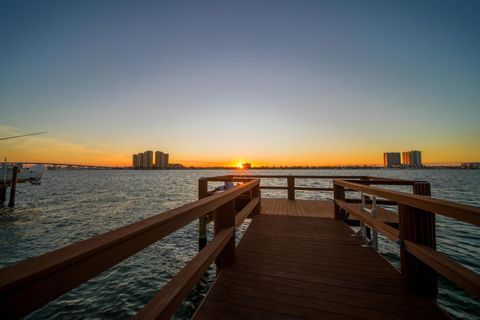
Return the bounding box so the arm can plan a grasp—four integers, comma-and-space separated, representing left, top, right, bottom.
132, 154, 138, 169
155, 151, 164, 169
402, 150, 422, 167
402, 152, 411, 165
410, 150, 422, 167
383, 152, 401, 167
132, 150, 170, 169
137, 153, 144, 169
143, 151, 153, 169
163, 153, 169, 169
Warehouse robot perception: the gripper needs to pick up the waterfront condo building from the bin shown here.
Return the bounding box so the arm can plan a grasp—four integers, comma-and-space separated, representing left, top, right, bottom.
154, 151, 169, 169
132, 154, 138, 169
137, 153, 144, 169
163, 153, 169, 169
402, 150, 422, 167
383, 152, 401, 167
402, 152, 411, 166
155, 151, 164, 169
132, 150, 169, 169
143, 151, 153, 169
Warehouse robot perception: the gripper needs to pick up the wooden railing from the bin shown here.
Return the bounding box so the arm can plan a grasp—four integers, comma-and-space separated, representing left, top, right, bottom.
333, 179, 480, 300
205, 174, 364, 200
198, 174, 421, 243
0, 179, 261, 319
204, 174, 419, 201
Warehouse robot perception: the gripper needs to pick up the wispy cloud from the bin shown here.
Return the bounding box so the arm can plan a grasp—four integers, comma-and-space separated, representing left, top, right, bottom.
0, 125, 128, 166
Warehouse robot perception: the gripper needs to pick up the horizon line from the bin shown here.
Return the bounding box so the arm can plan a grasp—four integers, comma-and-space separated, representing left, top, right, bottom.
6, 161, 474, 168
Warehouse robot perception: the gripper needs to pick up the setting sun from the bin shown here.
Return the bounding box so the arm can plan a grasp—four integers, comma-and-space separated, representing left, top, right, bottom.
236, 162, 252, 170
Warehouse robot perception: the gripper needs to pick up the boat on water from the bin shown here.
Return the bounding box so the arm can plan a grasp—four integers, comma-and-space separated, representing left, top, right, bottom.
1, 164, 47, 185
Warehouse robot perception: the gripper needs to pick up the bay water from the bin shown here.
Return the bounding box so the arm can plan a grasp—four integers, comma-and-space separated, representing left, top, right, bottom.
0, 169, 478, 319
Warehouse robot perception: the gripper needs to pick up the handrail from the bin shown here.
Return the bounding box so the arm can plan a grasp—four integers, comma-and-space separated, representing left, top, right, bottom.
260, 186, 288, 190
135, 227, 234, 319
212, 175, 371, 179
404, 240, 480, 298
333, 179, 480, 300
335, 199, 399, 241
295, 187, 334, 191
235, 197, 260, 227
0, 179, 260, 318
206, 174, 419, 201
342, 179, 418, 186
210, 174, 416, 182
334, 180, 480, 225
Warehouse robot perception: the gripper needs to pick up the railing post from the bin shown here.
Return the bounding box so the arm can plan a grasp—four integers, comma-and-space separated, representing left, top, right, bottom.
198, 178, 208, 251
214, 199, 235, 269
0, 184, 6, 205
252, 182, 261, 215
399, 181, 437, 299
8, 167, 18, 208
333, 182, 345, 220
287, 176, 295, 200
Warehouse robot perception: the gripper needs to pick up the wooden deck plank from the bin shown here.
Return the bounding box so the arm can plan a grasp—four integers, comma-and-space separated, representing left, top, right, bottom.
260, 198, 399, 224
207, 284, 421, 320
261, 198, 335, 218
194, 214, 447, 320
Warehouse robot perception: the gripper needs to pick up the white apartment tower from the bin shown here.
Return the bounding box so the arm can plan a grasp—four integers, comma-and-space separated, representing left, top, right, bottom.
402, 150, 422, 167
383, 152, 401, 167
143, 151, 153, 169
155, 151, 164, 169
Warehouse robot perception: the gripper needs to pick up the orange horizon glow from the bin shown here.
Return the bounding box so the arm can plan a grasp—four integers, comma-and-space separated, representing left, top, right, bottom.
1, 125, 478, 167
0, 152, 474, 168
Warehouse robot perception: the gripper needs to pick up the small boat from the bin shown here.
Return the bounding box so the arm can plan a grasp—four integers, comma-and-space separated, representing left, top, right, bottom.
1, 164, 47, 185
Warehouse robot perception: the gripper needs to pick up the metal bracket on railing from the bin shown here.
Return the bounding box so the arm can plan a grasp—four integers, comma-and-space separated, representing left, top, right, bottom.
359, 193, 378, 251
359, 192, 366, 239
371, 196, 378, 251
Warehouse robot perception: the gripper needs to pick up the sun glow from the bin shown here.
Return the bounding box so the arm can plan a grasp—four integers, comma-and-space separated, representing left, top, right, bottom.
234, 162, 252, 170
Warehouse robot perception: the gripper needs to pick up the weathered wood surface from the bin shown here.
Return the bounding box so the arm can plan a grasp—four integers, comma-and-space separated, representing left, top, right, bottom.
194, 215, 448, 320
333, 180, 480, 226
261, 199, 399, 224
0, 180, 260, 319
135, 228, 234, 319
261, 198, 335, 217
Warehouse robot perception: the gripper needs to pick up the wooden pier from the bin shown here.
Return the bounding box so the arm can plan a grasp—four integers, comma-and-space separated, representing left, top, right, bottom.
0, 175, 479, 319
194, 215, 446, 320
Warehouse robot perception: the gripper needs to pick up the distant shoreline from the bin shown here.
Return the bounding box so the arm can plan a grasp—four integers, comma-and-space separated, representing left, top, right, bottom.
46, 166, 477, 171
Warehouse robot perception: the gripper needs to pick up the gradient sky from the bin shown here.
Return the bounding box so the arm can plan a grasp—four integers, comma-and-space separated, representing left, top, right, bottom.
1, 1, 479, 166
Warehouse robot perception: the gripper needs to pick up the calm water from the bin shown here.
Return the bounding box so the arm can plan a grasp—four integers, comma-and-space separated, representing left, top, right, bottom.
0, 169, 479, 319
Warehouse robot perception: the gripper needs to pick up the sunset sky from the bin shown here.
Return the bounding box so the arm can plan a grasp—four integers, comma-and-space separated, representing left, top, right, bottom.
1, 1, 479, 167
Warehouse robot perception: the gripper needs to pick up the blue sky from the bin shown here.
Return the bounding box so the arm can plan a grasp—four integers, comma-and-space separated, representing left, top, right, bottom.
1, 1, 479, 166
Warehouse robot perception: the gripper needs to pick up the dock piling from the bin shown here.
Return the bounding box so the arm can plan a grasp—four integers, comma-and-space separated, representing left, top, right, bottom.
252, 183, 261, 215
333, 183, 346, 219
287, 176, 295, 200
0, 184, 5, 205
8, 167, 18, 208
198, 178, 208, 251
